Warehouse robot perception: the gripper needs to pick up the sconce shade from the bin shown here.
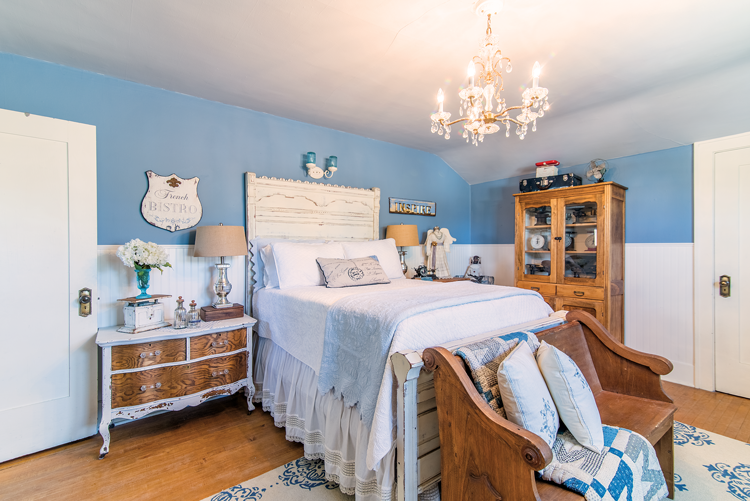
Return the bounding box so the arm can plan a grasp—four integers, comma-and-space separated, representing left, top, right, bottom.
193, 225, 248, 257
386, 224, 419, 247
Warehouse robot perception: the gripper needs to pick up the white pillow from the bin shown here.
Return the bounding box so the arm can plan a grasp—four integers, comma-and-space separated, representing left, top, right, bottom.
250, 237, 324, 291
316, 256, 391, 288
261, 244, 280, 289
272, 242, 346, 289
497, 342, 559, 449
341, 239, 404, 279
536, 341, 604, 453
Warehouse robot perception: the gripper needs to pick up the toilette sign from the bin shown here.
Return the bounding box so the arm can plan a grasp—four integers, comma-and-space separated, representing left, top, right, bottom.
141, 171, 203, 232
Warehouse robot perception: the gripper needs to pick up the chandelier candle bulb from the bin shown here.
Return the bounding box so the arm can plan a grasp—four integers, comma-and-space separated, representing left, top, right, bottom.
467, 61, 475, 87
437, 89, 444, 112
532, 61, 541, 88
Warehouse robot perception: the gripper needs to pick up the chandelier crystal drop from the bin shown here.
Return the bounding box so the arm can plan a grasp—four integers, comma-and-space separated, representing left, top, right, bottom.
430, 0, 549, 146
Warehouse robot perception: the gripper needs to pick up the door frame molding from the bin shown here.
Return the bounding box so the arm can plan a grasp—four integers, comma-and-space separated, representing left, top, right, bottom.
694, 131, 750, 391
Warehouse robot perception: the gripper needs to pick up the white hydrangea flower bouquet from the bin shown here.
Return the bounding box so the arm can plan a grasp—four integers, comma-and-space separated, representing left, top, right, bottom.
116, 239, 172, 299
116, 239, 172, 272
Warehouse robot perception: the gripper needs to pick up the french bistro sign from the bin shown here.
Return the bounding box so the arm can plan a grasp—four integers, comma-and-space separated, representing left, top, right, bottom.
141, 171, 203, 232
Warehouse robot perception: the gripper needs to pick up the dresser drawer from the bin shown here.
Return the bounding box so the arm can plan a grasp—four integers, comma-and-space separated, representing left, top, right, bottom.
556, 284, 604, 300
516, 281, 556, 296
190, 328, 247, 359
111, 339, 187, 370
111, 352, 248, 408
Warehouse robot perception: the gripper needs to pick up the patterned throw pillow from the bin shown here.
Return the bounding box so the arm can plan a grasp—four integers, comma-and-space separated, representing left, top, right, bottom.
454, 331, 541, 416
497, 342, 560, 449
315, 256, 391, 288
536, 340, 604, 453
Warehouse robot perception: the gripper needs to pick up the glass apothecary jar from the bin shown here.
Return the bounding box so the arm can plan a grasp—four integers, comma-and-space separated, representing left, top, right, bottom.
188, 300, 201, 327
173, 296, 188, 329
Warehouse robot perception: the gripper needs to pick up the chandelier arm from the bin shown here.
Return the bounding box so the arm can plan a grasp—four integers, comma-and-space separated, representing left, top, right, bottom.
441, 117, 470, 127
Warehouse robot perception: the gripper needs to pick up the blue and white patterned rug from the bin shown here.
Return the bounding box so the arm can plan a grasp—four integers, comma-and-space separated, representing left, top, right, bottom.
673, 422, 750, 500
205, 423, 749, 500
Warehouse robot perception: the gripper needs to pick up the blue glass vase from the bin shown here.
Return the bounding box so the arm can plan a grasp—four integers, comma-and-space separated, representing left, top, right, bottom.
134, 267, 152, 299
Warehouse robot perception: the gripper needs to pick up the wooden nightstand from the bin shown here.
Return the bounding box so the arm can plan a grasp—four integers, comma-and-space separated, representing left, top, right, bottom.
95, 315, 257, 459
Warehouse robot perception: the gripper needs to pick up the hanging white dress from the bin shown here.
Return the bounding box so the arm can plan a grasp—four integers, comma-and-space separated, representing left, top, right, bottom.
424, 227, 456, 278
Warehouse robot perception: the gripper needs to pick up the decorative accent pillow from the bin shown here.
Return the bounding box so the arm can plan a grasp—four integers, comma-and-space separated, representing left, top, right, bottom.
272, 242, 346, 289
341, 239, 404, 279
261, 244, 280, 289
497, 342, 559, 449
315, 256, 391, 288
454, 331, 541, 416
536, 340, 604, 453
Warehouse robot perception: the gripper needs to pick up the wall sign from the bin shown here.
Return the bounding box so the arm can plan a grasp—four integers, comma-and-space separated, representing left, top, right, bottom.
388, 197, 436, 217
141, 171, 203, 232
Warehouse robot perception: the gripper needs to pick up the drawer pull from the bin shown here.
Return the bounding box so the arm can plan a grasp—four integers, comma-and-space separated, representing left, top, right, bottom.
139, 382, 162, 391
574, 291, 585, 297
211, 340, 229, 348
531, 287, 540, 292
140, 350, 162, 358
212, 369, 230, 377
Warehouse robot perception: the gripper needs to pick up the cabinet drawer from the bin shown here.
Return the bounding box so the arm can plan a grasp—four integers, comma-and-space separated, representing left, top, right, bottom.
555, 297, 605, 325
190, 328, 247, 359
516, 281, 556, 296
112, 339, 187, 370
111, 352, 247, 409
556, 285, 604, 300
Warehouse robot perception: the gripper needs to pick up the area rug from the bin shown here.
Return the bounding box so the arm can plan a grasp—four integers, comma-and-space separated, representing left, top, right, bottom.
206, 423, 748, 501
204, 457, 353, 501
673, 422, 750, 500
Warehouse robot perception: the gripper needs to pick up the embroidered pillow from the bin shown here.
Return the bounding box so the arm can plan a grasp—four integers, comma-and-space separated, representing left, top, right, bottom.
316, 256, 391, 288
497, 342, 559, 449
536, 341, 604, 453
341, 239, 404, 279
454, 331, 541, 416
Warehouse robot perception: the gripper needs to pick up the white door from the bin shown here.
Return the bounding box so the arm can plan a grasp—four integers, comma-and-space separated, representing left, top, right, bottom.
0, 109, 97, 462
714, 146, 750, 398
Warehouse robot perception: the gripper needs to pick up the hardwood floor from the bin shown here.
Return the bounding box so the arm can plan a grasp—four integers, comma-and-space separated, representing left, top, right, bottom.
664, 381, 750, 442
0, 395, 302, 501
0, 383, 747, 501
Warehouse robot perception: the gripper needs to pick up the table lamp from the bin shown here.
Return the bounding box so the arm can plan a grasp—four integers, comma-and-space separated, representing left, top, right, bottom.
193, 223, 248, 308
386, 224, 419, 275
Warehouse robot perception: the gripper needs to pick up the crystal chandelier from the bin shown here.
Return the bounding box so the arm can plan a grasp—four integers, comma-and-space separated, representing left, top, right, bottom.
430, 0, 549, 146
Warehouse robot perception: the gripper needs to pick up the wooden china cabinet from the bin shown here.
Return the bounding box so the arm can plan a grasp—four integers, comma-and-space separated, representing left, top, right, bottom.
514, 182, 627, 342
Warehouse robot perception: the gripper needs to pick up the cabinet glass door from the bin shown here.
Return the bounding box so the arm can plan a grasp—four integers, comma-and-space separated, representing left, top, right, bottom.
522, 203, 553, 278
562, 197, 600, 283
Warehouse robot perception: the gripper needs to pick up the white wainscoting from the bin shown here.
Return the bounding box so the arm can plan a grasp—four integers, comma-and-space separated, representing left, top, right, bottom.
97, 242, 695, 385
624, 243, 694, 386
97, 245, 246, 328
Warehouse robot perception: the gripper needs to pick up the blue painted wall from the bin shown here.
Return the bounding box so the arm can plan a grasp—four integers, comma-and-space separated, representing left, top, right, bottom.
471, 146, 694, 244
0, 52, 471, 245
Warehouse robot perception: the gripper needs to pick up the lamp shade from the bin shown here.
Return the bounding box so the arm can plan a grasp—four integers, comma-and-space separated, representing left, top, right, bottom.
193, 224, 248, 257
386, 224, 419, 247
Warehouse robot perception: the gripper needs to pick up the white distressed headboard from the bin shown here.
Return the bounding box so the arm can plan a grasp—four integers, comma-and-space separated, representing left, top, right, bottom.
245, 172, 381, 309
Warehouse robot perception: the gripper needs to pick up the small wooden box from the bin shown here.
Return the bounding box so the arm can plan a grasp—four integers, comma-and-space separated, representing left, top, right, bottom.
200, 303, 245, 322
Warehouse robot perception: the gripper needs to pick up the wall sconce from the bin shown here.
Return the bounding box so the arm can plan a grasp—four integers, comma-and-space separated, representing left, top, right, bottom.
305, 152, 338, 179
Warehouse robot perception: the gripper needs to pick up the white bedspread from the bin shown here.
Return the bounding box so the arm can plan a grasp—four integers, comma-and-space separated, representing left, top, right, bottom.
254, 280, 553, 469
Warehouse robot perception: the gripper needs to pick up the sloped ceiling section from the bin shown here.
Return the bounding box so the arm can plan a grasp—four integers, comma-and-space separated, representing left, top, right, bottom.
1, 0, 749, 184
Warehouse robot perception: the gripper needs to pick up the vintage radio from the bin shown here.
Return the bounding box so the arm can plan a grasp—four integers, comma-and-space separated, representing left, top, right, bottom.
519, 173, 582, 193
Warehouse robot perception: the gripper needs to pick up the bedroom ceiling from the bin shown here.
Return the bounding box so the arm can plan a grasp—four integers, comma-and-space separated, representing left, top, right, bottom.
1, 0, 749, 184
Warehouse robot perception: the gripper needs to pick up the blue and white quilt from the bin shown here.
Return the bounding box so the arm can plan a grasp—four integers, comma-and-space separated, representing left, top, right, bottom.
540, 425, 668, 501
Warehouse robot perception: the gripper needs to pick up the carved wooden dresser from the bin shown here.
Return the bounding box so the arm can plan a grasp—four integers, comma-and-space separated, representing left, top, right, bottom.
95, 315, 256, 459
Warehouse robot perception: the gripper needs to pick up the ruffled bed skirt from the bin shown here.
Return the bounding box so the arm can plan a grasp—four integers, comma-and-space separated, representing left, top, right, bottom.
253, 335, 439, 501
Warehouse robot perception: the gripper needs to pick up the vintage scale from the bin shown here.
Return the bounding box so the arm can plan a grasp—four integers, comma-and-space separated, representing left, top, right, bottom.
116, 294, 172, 334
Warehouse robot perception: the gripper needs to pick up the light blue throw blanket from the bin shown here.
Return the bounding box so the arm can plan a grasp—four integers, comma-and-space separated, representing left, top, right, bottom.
317, 282, 540, 428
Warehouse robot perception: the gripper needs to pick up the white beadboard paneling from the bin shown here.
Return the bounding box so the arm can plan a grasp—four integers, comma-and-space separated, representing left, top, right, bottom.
470, 244, 516, 286
624, 243, 694, 386
97, 245, 246, 328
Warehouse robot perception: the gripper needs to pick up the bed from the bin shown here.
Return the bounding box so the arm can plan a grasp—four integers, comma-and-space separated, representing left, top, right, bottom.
244, 173, 563, 501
